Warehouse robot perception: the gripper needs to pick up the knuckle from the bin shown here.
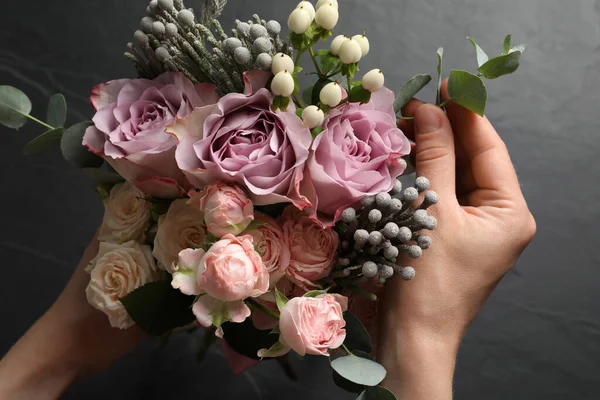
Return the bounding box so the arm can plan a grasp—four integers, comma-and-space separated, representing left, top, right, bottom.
517, 211, 537, 245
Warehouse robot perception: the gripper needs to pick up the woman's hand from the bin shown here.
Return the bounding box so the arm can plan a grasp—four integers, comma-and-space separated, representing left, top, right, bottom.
378, 81, 536, 399
0, 232, 145, 400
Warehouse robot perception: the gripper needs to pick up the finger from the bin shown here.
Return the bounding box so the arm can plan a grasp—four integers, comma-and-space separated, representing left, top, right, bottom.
398, 98, 425, 140
397, 119, 414, 140
441, 81, 522, 198
413, 103, 457, 201
401, 98, 425, 118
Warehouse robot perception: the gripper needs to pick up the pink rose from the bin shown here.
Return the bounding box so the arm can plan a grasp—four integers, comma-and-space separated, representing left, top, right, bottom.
304, 87, 411, 226
189, 183, 254, 238
83, 72, 219, 198
247, 212, 290, 287
251, 278, 301, 330
279, 294, 348, 356
280, 206, 339, 290
174, 71, 313, 209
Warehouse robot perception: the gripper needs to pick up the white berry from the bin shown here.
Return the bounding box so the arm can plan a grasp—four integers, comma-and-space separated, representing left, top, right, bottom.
272, 53, 295, 75
296, 1, 316, 21
352, 34, 370, 57
315, 3, 339, 30
320, 82, 343, 107
362, 69, 385, 92
302, 105, 325, 128
339, 38, 362, 64
330, 35, 348, 56
271, 71, 295, 97
317, 0, 338, 9
288, 7, 312, 34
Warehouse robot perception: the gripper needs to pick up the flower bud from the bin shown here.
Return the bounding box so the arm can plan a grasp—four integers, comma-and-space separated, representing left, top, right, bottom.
352, 34, 370, 57
250, 24, 268, 40
266, 20, 282, 35
271, 71, 295, 97
302, 105, 325, 129
233, 47, 252, 65
315, 3, 339, 30
158, 0, 174, 10
223, 37, 242, 54
320, 82, 343, 107
288, 7, 312, 34
330, 34, 347, 56
317, 0, 338, 9
362, 69, 385, 92
177, 9, 195, 27
339, 38, 362, 64
297, 1, 316, 21
272, 53, 295, 75
165, 23, 178, 38
253, 37, 272, 54
256, 53, 273, 70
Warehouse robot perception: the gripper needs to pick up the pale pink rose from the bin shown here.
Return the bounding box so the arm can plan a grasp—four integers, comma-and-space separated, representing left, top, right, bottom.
99, 182, 152, 244
171, 248, 205, 296
153, 199, 207, 271
280, 206, 339, 290
189, 184, 254, 237
279, 294, 348, 356
251, 278, 301, 330
85, 241, 160, 329
247, 213, 290, 287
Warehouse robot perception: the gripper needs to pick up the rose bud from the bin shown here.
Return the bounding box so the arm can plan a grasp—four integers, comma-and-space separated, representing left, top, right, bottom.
319, 82, 343, 107
339, 38, 363, 64
362, 69, 385, 92
302, 105, 325, 129
272, 53, 295, 75
315, 3, 339, 30
352, 34, 370, 57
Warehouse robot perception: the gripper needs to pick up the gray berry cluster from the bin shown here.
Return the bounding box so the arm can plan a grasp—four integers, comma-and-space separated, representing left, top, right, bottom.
334, 175, 439, 286
125, 0, 291, 94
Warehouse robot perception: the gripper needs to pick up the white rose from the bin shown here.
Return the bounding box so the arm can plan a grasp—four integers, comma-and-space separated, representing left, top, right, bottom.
153, 199, 207, 272
99, 182, 152, 244
85, 241, 160, 329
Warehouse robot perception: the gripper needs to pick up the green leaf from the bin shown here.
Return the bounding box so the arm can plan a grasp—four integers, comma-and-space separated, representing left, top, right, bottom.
510, 44, 526, 53
291, 33, 303, 50
503, 34, 512, 55
320, 54, 341, 74
272, 96, 281, 111
294, 65, 304, 74
393, 74, 432, 113
222, 318, 279, 360
311, 126, 324, 137
46, 94, 67, 127
357, 386, 397, 400
477, 51, 522, 79
22, 127, 63, 155
342, 63, 359, 78
330, 353, 387, 387
303, 288, 330, 297
333, 369, 365, 394
315, 48, 330, 57
343, 311, 372, 353
312, 78, 333, 106
274, 288, 289, 312
280, 96, 291, 111
61, 121, 104, 168
82, 166, 125, 185
467, 37, 489, 67
296, 107, 304, 119
447, 69, 488, 116
120, 280, 196, 336
293, 74, 300, 95
0, 85, 32, 129
436, 47, 444, 105
348, 85, 372, 104
302, 85, 314, 105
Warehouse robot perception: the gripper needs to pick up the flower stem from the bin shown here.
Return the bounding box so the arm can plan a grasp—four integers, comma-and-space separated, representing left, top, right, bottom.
293, 93, 305, 109
347, 76, 352, 91
437, 99, 451, 108
294, 48, 305, 66
342, 343, 354, 355
308, 46, 323, 77
25, 114, 54, 130
398, 116, 414, 121
247, 298, 280, 320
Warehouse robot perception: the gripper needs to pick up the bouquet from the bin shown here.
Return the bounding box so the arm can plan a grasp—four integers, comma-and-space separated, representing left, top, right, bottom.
0, 0, 524, 397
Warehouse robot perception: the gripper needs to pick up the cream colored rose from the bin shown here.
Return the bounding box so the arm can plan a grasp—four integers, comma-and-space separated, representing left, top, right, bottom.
85, 241, 160, 329
99, 182, 152, 244
153, 199, 207, 271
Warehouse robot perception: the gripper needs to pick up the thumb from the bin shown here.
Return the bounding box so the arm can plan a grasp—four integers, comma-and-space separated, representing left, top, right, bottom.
413, 104, 456, 200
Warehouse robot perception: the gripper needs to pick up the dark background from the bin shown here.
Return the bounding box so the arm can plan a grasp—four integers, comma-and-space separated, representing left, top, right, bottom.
1, 0, 599, 399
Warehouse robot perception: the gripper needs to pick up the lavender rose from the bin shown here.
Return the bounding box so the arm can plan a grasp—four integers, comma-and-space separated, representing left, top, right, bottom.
174, 71, 313, 209
83, 72, 219, 198
305, 87, 411, 225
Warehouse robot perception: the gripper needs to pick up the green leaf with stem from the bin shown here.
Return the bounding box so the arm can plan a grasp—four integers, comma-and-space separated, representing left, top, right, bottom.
343, 311, 372, 353
357, 386, 397, 400
23, 127, 64, 155
436, 48, 444, 105
447, 69, 487, 116
61, 121, 104, 168
308, 46, 323, 76
503, 34, 512, 55
46, 94, 67, 127
393, 74, 432, 114
314, 49, 330, 57
321, 54, 341, 75
302, 85, 314, 106
0, 85, 37, 129
274, 288, 289, 312
348, 85, 372, 104
330, 352, 387, 386
333, 369, 365, 394
477, 51, 522, 79
467, 37, 489, 67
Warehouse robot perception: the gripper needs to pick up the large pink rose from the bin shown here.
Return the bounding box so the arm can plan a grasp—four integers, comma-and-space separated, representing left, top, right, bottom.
174, 71, 313, 208
83, 72, 218, 198
305, 87, 411, 225
279, 294, 348, 356
280, 206, 339, 290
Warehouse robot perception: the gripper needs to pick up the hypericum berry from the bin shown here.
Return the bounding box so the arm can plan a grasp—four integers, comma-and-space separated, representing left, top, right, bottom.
272, 53, 295, 75
317, 0, 338, 9
352, 34, 370, 57
330, 35, 348, 56
315, 3, 339, 30
302, 105, 325, 129
319, 82, 343, 107
297, 1, 316, 20
288, 7, 312, 34
271, 71, 295, 97
362, 69, 385, 92
339, 38, 362, 64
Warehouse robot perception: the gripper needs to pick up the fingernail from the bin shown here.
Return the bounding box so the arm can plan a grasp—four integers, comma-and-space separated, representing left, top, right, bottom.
415, 104, 442, 133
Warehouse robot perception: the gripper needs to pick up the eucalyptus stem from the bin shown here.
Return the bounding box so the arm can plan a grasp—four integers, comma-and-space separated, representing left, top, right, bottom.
25, 114, 54, 130
438, 99, 451, 108
293, 93, 305, 108
307, 46, 323, 76
247, 298, 280, 320
398, 116, 414, 121
342, 343, 354, 355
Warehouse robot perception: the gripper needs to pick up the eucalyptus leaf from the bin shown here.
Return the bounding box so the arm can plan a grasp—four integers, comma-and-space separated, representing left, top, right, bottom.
82, 167, 125, 185
393, 74, 432, 113
510, 44, 526, 54
61, 121, 103, 168
436, 48, 444, 105
503, 34, 512, 55
22, 127, 63, 155
333, 369, 365, 394
46, 94, 67, 127
120, 280, 196, 336
222, 318, 279, 360
343, 311, 372, 353
447, 69, 487, 116
330, 353, 387, 386
477, 51, 522, 79
0, 85, 32, 129
357, 386, 397, 400
467, 37, 489, 67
